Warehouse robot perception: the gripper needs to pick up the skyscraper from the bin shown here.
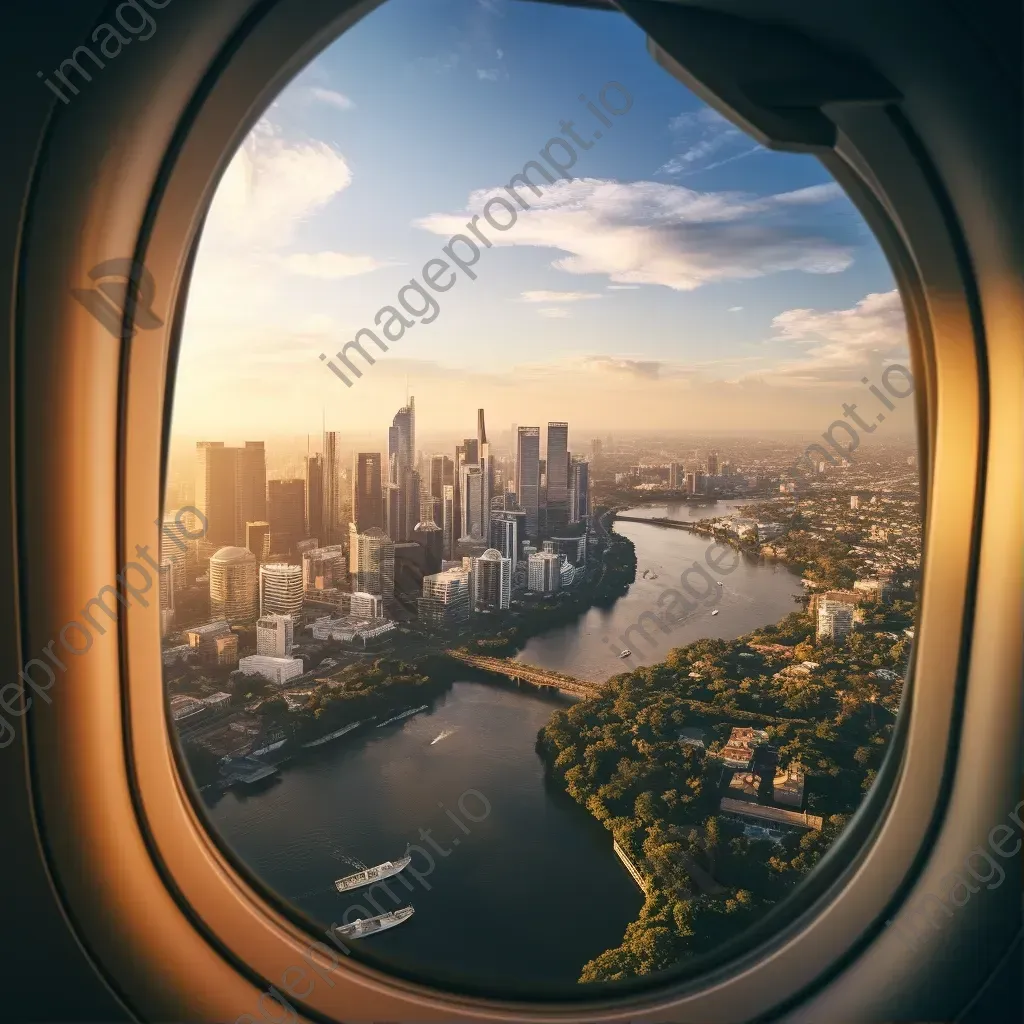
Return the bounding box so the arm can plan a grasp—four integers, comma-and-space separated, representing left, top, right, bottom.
388, 397, 416, 542
413, 520, 443, 576
570, 458, 590, 523
490, 509, 525, 570
453, 443, 466, 544
196, 441, 238, 548
267, 479, 305, 555
305, 454, 324, 542
353, 452, 384, 533
707, 451, 719, 476
353, 527, 395, 601
237, 442, 267, 542
322, 430, 342, 546
429, 455, 454, 505
515, 426, 540, 538
460, 463, 484, 541
477, 408, 494, 542
546, 422, 569, 534
441, 483, 455, 560
245, 521, 270, 565
159, 515, 188, 590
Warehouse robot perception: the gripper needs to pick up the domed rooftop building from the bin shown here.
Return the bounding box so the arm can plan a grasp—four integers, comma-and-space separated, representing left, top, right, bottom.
209, 546, 257, 623
469, 549, 512, 611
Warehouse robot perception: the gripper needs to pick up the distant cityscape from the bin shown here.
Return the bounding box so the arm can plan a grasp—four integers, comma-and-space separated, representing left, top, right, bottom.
161, 403, 918, 768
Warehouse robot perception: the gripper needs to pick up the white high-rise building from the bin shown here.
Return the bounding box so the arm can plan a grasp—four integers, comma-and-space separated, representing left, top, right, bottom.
817, 597, 854, 641
350, 591, 384, 619
528, 551, 562, 594
257, 613, 295, 657
470, 549, 511, 610
322, 430, 342, 546
159, 516, 188, 591
418, 568, 471, 627
259, 563, 303, 618
441, 484, 455, 561
209, 546, 258, 622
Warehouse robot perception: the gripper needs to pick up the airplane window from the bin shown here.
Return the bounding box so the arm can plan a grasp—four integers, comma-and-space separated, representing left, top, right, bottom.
161, 0, 921, 997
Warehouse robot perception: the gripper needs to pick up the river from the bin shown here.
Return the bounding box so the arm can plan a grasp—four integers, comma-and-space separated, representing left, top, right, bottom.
205, 502, 801, 995
519, 500, 801, 681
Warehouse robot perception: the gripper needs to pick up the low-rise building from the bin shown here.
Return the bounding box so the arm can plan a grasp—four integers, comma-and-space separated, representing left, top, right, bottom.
169, 694, 208, 724
310, 615, 396, 646
185, 620, 233, 663
237, 654, 305, 686
773, 762, 806, 808
719, 798, 823, 831
720, 726, 770, 768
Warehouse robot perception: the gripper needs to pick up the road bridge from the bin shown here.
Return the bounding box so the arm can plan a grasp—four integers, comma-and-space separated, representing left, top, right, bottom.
446, 651, 604, 699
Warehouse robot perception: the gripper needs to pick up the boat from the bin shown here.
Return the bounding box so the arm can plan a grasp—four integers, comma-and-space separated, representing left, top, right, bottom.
711, 610, 720, 616
333, 906, 415, 940
334, 856, 412, 893
717, 581, 723, 586
376, 704, 429, 729
619, 649, 631, 658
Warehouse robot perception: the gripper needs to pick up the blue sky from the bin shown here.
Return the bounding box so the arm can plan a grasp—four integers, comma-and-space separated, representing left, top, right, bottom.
176, 0, 911, 440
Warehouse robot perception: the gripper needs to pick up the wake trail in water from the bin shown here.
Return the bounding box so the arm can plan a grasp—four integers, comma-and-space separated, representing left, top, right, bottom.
430, 728, 456, 745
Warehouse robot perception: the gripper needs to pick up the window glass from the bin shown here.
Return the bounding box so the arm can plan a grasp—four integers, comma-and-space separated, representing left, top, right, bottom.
163, 0, 920, 995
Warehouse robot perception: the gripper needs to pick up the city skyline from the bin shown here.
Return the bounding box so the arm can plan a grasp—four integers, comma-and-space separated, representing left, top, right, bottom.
171, 0, 910, 439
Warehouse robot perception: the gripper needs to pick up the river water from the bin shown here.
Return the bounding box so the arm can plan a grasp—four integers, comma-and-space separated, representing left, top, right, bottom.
205, 503, 801, 995
519, 500, 801, 681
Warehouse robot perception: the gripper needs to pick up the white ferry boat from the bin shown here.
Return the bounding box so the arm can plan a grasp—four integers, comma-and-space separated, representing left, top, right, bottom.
619, 649, 631, 658
333, 906, 415, 940
711, 609, 720, 616
334, 856, 411, 893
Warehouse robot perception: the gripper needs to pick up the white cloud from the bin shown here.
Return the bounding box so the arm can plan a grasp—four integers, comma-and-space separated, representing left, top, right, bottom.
477, 69, 500, 81
757, 289, 908, 384
607, 285, 640, 291
582, 356, 679, 381
203, 119, 352, 248
309, 87, 354, 111
521, 290, 602, 303
281, 252, 396, 279
537, 308, 570, 318
659, 107, 763, 176
728, 305, 744, 312
416, 177, 854, 291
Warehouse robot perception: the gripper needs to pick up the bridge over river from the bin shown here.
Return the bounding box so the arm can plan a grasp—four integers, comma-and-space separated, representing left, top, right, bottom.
445, 651, 603, 699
